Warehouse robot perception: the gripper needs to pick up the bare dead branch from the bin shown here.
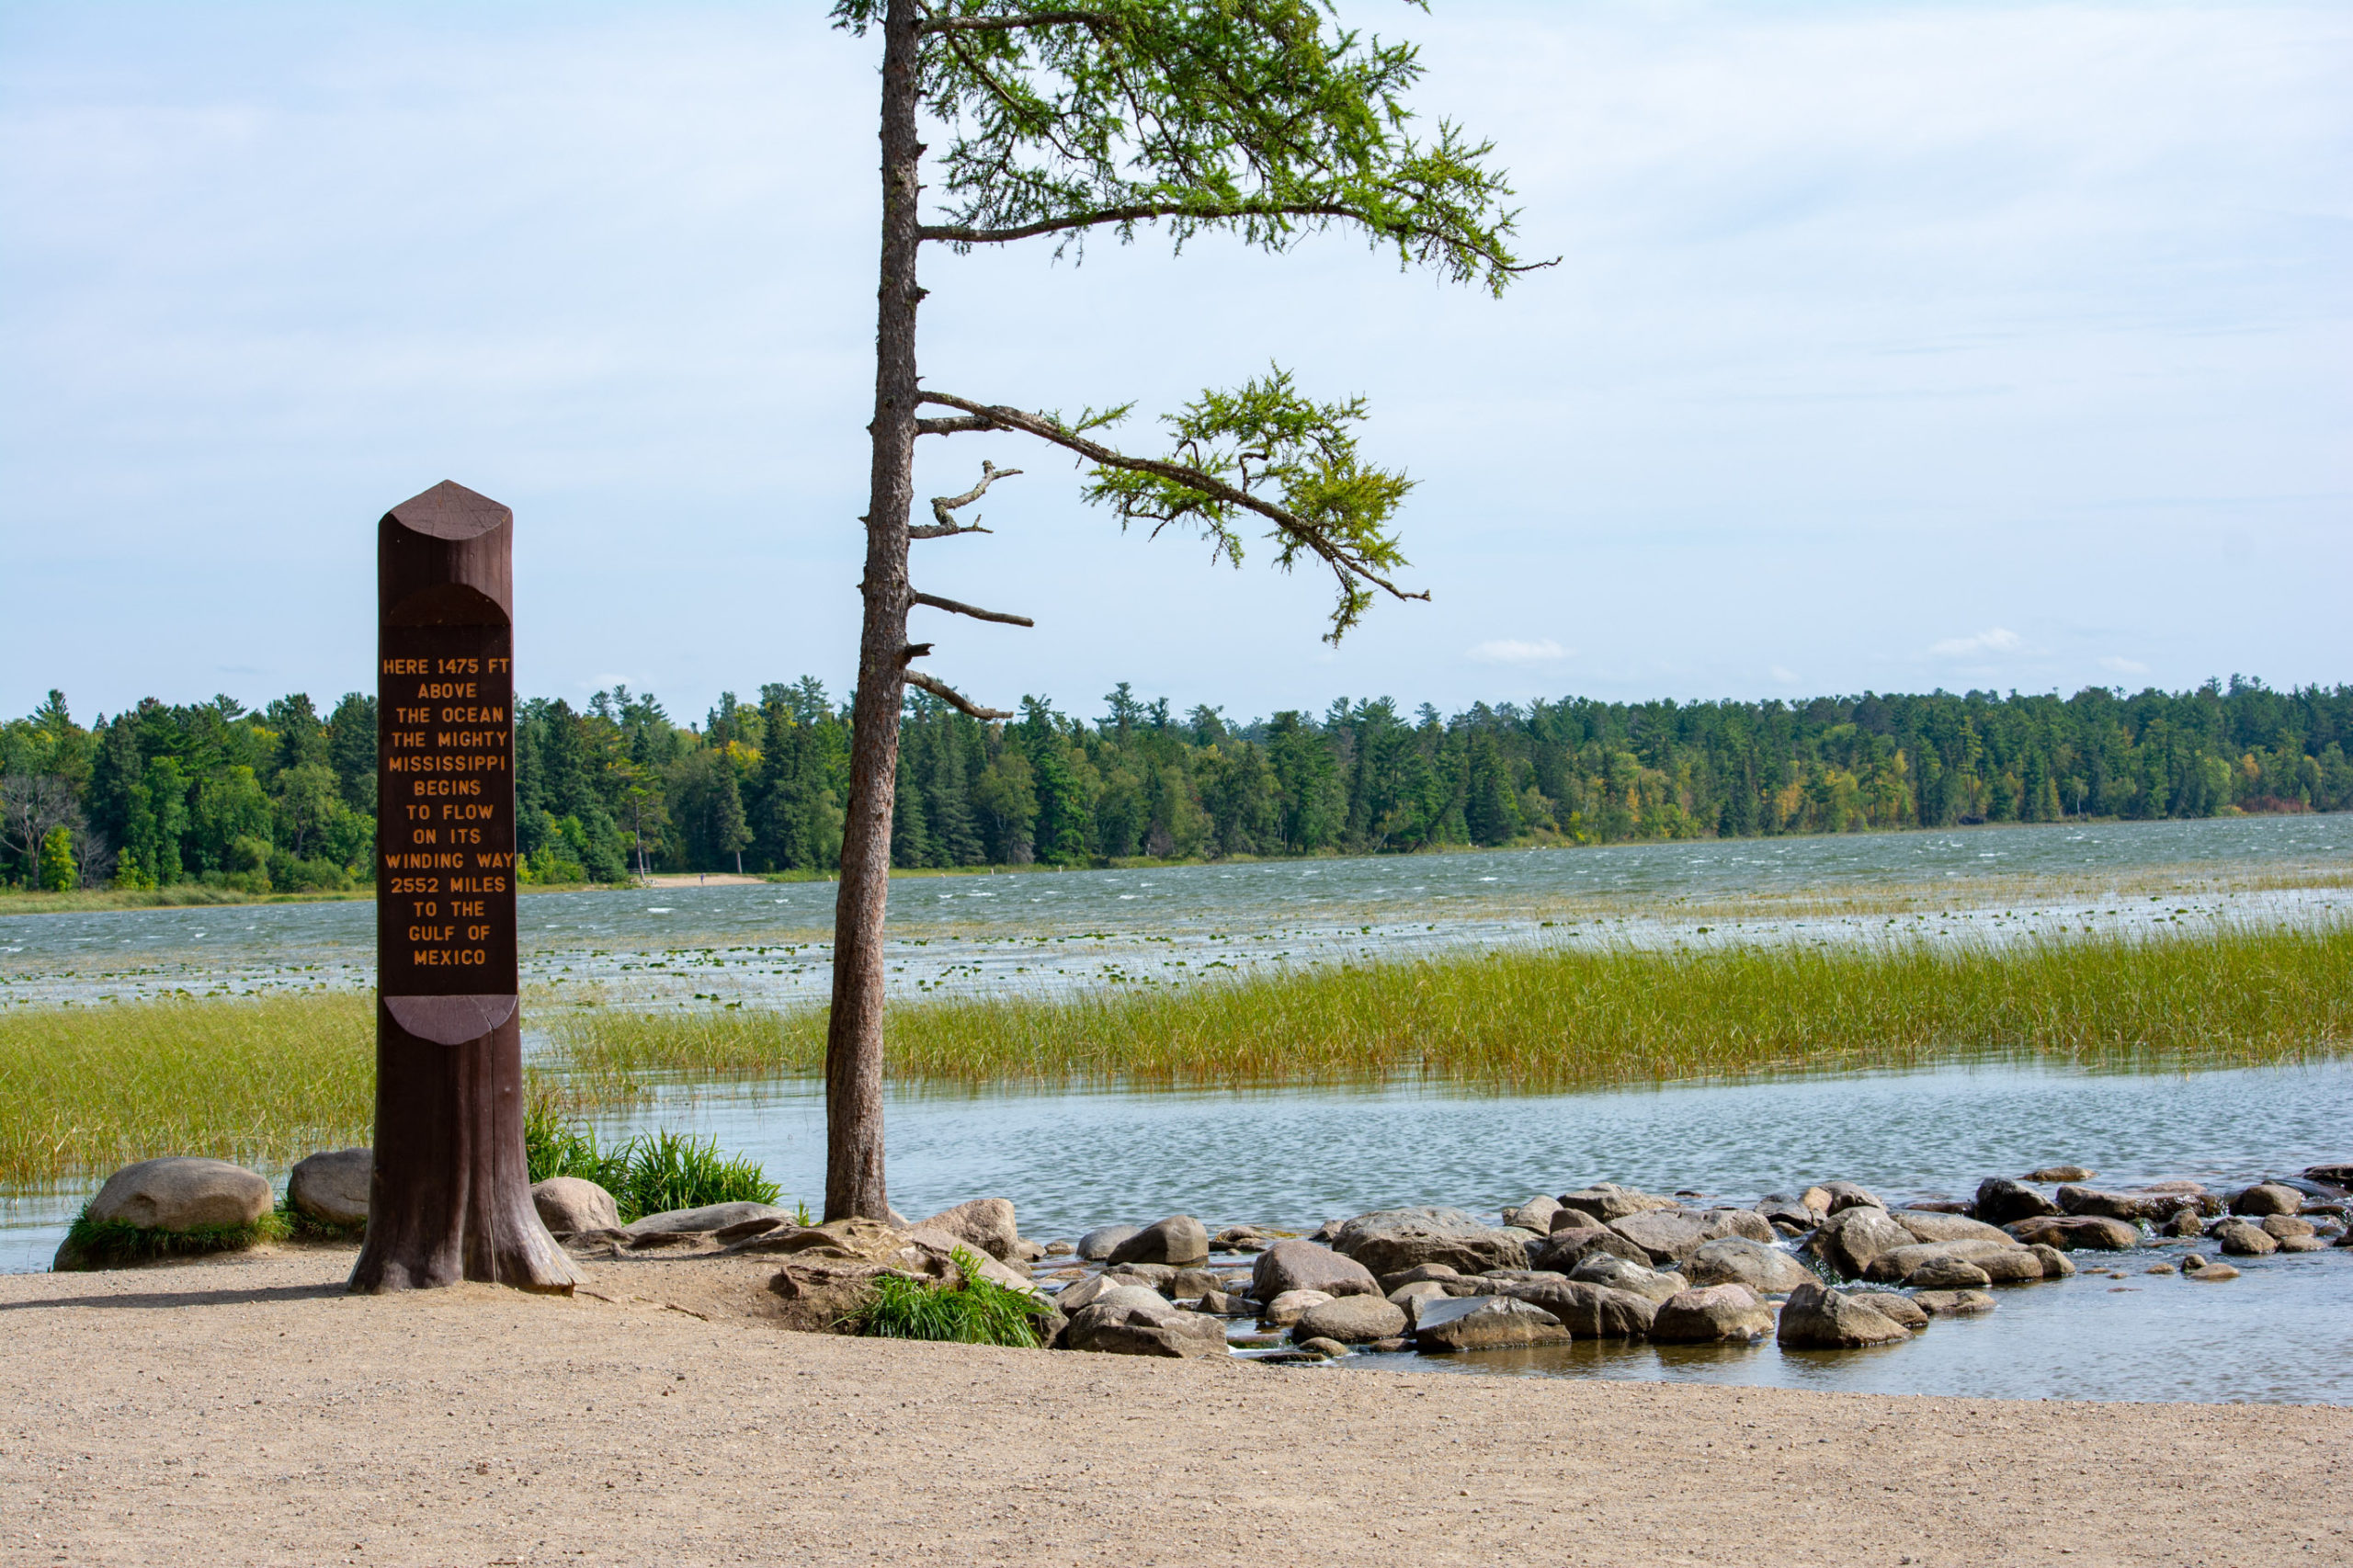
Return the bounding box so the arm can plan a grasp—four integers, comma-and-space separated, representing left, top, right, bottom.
918, 391, 1430, 608
915, 415, 1000, 437
910, 590, 1035, 628
908, 519, 995, 540
903, 668, 1012, 722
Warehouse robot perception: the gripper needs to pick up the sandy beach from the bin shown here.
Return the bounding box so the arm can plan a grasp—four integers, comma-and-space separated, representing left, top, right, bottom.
2, 1246, 2344, 1567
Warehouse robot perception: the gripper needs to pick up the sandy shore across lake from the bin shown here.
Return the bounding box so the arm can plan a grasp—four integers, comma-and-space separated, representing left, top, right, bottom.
3, 1247, 2345, 1567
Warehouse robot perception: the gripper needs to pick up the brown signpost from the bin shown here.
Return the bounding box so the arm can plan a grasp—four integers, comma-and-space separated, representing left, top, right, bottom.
350, 481, 578, 1294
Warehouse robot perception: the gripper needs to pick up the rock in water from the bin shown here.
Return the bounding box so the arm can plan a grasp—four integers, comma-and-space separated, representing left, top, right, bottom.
2024, 1165, 2095, 1183
1411, 1295, 1573, 1351
1911, 1289, 1995, 1315
2229, 1184, 2304, 1218
86, 1157, 272, 1232
2211, 1219, 2278, 1256
1108, 1215, 1211, 1267
1890, 1210, 2018, 1245
1262, 1289, 1335, 1325
531, 1176, 620, 1234
2027, 1244, 2076, 1278
1076, 1224, 1141, 1261
1775, 1281, 1911, 1348
1292, 1296, 1408, 1345
1905, 1256, 1994, 1290
1555, 1183, 1680, 1222
1329, 1208, 1529, 1276
1809, 1206, 1918, 1278
2056, 1186, 2202, 1224
1650, 1284, 1774, 1344
1803, 1181, 1883, 1215
1250, 1239, 1380, 1301
1972, 1177, 2061, 1226
288, 1148, 371, 1227
1504, 1279, 1657, 1339
2002, 1215, 2141, 1252
1532, 1225, 1652, 1273
1681, 1237, 1815, 1294
1386, 1281, 1452, 1328
1847, 1291, 1929, 1330
1062, 1295, 1229, 1358
1502, 1196, 1562, 1234
1865, 1239, 2040, 1285
915, 1199, 1019, 1261
1568, 1255, 1690, 1303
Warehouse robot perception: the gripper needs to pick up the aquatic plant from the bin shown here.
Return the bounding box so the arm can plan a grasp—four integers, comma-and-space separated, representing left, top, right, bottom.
522, 1098, 778, 1221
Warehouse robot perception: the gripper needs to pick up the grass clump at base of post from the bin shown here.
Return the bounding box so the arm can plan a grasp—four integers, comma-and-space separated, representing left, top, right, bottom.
542, 923, 2353, 1096
0, 993, 375, 1187
54, 1205, 291, 1271
280, 1201, 366, 1243
522, 1096, 780, 1222
851, 1248, 1052, 1347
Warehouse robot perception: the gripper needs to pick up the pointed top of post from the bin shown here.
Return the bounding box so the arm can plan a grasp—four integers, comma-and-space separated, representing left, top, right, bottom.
386, 481, 511, 540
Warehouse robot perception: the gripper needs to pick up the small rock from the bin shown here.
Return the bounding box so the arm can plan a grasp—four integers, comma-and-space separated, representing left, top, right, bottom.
914, 1198, 1020, 1260
1605, 1210, 1714, 1264
1052, 1273, 1139, 1313
1569, 1255, 1690, 1303
531, 1176, 620, 1235
2024, 1165, 2094, 1183
1012, 1238, 1047, 1263
1104, 1262, 1176, 1289
1682, 1237, 1815, 1295
2162, 1210, 2205, 1238
2228, 1184, 2303, 1218
2192, 1260, 2240, 1278
2028, 1244, 2076, 1278
1108, 1215, 1211, 1267
1803, 1181, 1883, 1215
1650, 1284, 1774, 1344
1329, 1208, 1529, 1276
2002, 1215, 2141, 1252
2145, 1263, 2177, 1275
1531, 1225, 1652, 1273
1808, 1206, 1919, 1278
2056, 1186, 2200, 1224
1044, 1240, 1075, 1256
1890, 1210, 2017, 1246
2302, 1162, 2353, 1189
1378, 1262, 1462, 1291
1847, 1291, 1928, 1330
1169, 1267, 1219, 1299
1063, 1295, 1229, 1358
1910, 1289, 1995, 1315
1411, 1294, 1574, 1351
2211, 1219, 2278, 1256
1212, 1226, 1269, 1252
1295, 1336, 1350, 1358
1502, 1196, 1562, 1233
1250, 1239, 1380, 1301
1262, 1289, 1336, 1325
288, 1148, 371, 1228
624, 1201, 790, 1237
1972, 1177, 2061, 1226
1292, 1295, 1409, 1345
1075, 1224, 1140, 1260
1555, 1183, 1680, 1222
2259, 1215, 2316, 1241
1906, 1256, 1993, 1290
86, 1156, 272, 1233
1868, 1239, 2040, 1285
1776, 1280, 1910, 1347
2278, 1235, 2326, 1253
1386, 1281, 1451, 1328
1754, 1198, 1815, 1233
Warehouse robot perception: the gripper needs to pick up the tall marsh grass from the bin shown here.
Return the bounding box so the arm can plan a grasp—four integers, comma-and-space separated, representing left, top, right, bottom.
0, 993, 374, 1187
548, 924, 2352, 1095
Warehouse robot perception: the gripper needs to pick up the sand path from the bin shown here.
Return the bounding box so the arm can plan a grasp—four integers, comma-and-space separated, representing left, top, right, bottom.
2, 1248, 2344, 1567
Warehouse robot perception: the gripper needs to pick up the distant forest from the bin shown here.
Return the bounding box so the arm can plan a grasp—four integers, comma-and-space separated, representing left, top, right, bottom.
2, 677, 2347, 891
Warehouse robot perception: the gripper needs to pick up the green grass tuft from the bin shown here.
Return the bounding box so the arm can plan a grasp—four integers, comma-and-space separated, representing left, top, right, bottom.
853, 1248, 1052, 1346
55, 1204, 291, 1271
522, 1097, 779, 1222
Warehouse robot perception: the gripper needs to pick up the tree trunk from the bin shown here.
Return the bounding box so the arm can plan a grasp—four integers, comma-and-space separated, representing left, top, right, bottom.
825, 0, 924, 1222
350, 482, 580, 1294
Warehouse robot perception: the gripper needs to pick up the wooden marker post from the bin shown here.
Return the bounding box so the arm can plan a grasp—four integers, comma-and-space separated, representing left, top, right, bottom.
349, 481, 578, 1294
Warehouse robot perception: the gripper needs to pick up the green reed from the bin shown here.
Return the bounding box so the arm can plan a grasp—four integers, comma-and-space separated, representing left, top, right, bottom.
547, 923, 2351, 1095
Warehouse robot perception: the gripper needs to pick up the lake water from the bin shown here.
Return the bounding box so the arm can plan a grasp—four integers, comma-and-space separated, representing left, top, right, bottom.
3, 813, 2346, 1009
3, 813, 2347, 1403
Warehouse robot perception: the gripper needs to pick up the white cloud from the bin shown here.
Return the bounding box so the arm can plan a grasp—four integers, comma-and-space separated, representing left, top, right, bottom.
1468, 637, 1569, 665
2098, 655, 2150, 675
1930, 628, 2024, 657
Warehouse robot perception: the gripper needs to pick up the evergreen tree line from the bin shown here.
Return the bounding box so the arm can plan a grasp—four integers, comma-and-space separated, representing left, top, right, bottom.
5, 676, 2346, 891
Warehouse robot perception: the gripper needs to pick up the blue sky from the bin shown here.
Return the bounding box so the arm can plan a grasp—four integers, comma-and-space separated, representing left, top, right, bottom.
2, 1, 2346, 728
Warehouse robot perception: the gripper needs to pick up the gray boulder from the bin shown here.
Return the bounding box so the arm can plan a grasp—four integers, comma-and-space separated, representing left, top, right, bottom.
1250, 1239, 1380, 1301
2261, 1215, 2317, 1241
2162, 1210, 2205, 1238
1378, 1263, 1461, 1291
1848, 1290, 1928, 1330
1607, 1210, 1712, 1264
1532, 1224, 1652, 1273
1775, 1280, 1910, 1348
1054, 1273, 1146, 1313
1292, 1295, 1408, 1345
2028, 1243, 2076, 1278
1387, 1280, 1452, 1328
2003, 1215, 2140, 1251
1170, 1267, 1219, 1299
1807, 1205, 1917, 1278
1330, 1208, 1529, 1277
530, 1176, 620, 1234
1568, 1255, 1689, 1303
1890, 1210, 2016, 1246
1063, 1294, 1229, 1358
2056, 1186, 2199, 1224
1502, 1196, 1562, 1234
288, 1148, 371, 1228
1262, 1289, 1335, 1325
1504, 1278, 1656, 1339
1973, 1177, 2060, 1226
1556, 1183, 1680, 1222
1862, 1238, 2037, 1285
1683, 1237, 1816, 1294
1108, 1214, 1211, 1267
915, 1198, 1019, 1261
1650, 1284, 1774, 1344
87, 1156, 272, 1233
1906, 1256, 1993, 1290
2229, 1184, 2303, 1218
1412, 1294, 1573, 1351
623, 1200, 790, 1237
1076, 1224, 1141, 1260
1755, 1198, 1816, 1234
1912, 1289, 1996, 1315
2024, 1165, 2094, 1183
1802, 1181, 1883, 1215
